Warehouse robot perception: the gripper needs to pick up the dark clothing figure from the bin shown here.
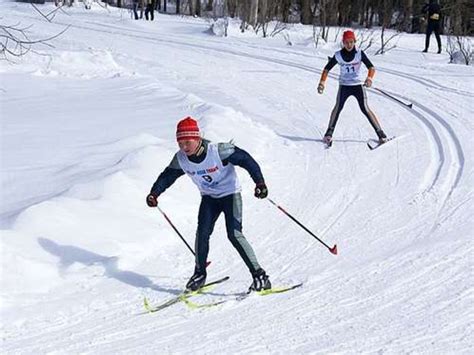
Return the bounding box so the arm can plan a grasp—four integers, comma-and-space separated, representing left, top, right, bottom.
422, 1, 442, 53
325, 85, 384, 138
145, 0, 155, 21
133, 0, 144, 20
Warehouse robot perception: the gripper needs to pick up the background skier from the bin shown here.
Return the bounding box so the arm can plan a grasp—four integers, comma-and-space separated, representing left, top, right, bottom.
317, 30, 388, 146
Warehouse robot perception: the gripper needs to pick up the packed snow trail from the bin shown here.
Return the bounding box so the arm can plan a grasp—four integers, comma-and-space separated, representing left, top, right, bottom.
1, 3, 472, 353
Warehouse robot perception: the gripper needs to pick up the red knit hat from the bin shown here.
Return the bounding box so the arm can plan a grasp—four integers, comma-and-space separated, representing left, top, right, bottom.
342, 30, 356, 42
176, 117, 200, 141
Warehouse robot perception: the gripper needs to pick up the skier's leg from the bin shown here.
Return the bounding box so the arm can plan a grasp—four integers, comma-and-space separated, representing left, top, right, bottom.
424, 23, 433, 51
145, 5, 150, 20
355, 85, 387, 140
324, 86, 350, 138
434, 23, 442, 52
133, 4, 139, 20
195, 196, 221, 272
223, 193, 262, 274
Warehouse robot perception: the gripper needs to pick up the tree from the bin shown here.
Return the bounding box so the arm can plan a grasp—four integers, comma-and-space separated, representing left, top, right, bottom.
300, 0, 313, 25
249, 0, 258, 27
1, 21, 69, 61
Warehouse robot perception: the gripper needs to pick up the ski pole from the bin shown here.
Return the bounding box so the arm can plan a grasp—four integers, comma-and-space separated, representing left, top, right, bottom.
157, 206, 211, 266
373, 87, 413, 109
267, 198, 338, 255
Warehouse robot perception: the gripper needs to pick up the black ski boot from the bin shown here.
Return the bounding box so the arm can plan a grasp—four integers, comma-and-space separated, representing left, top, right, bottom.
377, 130, 388, 144
249, 269, 271, 292
186, 268, 207, 292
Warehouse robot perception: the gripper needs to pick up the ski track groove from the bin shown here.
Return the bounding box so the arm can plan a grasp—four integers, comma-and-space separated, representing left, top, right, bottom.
6, 13, 470, 352
377, 89, 465, 230
24, 13, 472, 100
41, 15, 466, 242
83, 19, 474, 98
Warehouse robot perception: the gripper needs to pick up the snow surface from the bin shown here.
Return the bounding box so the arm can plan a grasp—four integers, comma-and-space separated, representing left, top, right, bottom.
1, 2, 473, 353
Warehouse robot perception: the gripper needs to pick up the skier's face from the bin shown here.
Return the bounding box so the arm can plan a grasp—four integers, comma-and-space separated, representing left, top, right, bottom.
343, 39, 356, 51
179, 139, 201, 156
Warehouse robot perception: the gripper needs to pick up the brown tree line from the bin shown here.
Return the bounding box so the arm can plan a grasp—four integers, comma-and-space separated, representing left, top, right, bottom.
166, 1, 469, 34
105, 0, 472, 35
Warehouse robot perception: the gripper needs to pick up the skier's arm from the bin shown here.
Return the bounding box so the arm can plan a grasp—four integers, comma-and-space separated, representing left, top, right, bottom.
323, 56, 338, 72
361, 51, 375, 87
318, 56, 337, 94
218, 143, 264, 184
150, 154, 185, 197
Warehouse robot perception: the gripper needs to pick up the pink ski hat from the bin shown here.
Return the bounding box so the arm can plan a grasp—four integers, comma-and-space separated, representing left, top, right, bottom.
176, 117, 201, 142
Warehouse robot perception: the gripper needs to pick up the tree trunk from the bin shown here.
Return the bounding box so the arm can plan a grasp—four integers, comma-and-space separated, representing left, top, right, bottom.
227, 0, 237, 18
195, 0, 201, 16
301, 0, 313, 25
258, 0, 268, 22
405, 0, 414, 32
282, 0, 291, 23
176, 0, 180, 14
249, 0, 259, 26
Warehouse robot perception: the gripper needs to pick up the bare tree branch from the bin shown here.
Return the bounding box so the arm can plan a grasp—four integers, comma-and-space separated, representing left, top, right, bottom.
0, 20, 70, 61
31, 3, 52, 23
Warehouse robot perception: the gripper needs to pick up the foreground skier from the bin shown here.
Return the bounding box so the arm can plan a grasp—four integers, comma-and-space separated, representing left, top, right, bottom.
146, 117, 271, 292
317, 29, 388, 147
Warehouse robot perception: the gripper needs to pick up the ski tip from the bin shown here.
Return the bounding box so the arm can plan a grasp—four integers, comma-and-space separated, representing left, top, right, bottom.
329, 244, 338, 255
143, 297, 152, 312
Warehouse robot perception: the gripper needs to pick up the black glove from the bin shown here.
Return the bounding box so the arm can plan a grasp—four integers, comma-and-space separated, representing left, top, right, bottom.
254, 183, 268, 199
146, 193, 158, 207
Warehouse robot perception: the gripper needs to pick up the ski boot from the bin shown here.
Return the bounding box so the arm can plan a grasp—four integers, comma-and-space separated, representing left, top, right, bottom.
249, 269, 271, 292
377, 130, 388, 144
186, 268, 207, 292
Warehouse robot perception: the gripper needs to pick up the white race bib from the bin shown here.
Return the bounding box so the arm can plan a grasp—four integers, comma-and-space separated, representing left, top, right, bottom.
177, 143, 241, 198
336, 49, 363, 86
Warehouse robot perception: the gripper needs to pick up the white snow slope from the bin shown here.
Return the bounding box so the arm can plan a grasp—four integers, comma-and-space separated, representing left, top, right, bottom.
1, 2, 473, 354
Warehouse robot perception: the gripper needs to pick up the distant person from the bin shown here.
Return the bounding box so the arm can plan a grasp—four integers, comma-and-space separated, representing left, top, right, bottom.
145, 0, 155, 21
422, 0, 442, 53
133, 0, 144, 20
317, 30, 388, 147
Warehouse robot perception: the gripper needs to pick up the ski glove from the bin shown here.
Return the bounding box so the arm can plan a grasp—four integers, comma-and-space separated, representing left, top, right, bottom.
317, 82, 325, 94
254, 183, 268, 199
146, 193, 158, 207
364, 77, 373, 88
